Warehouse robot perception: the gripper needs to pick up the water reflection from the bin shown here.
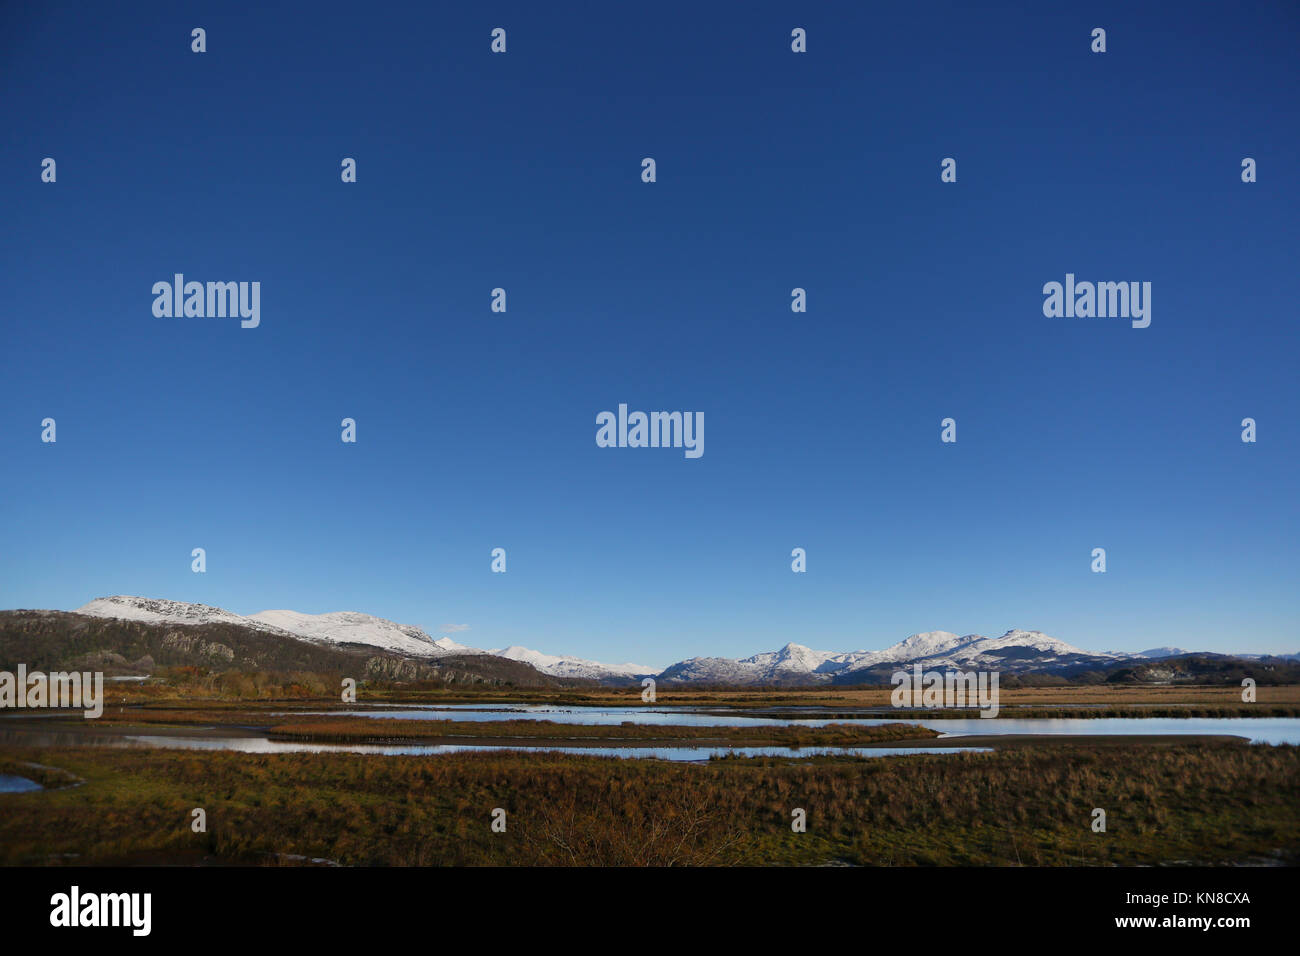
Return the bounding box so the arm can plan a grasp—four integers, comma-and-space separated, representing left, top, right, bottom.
0, 728, 987, 762
278, 706, 1300, 745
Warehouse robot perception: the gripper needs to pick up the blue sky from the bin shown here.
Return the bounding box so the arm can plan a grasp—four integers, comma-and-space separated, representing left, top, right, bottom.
2, 1, 1297, 666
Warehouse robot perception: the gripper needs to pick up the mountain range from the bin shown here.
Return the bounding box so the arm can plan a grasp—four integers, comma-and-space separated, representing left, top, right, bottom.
56, 594, 1287, 686
73, 596, 652, 681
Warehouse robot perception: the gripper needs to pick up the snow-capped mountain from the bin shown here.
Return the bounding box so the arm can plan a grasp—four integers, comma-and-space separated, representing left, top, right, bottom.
658, 629, 1119, 685
491, 645, 654, 680
76, 596, 292, 634
660, 642, 869, 684
76, 596, 482, 659
248, 609, 483, 658
73, 596, 644, 679
71, 598, 1281, 686
1130, 646, 1193, 659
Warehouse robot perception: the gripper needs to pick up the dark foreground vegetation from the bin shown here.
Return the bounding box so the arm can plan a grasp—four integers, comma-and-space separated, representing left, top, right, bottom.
1, 743, 1295, 866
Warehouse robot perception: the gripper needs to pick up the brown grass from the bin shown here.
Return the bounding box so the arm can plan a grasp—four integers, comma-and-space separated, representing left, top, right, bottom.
1, 742, 1295, 867
264, 718, 941, 745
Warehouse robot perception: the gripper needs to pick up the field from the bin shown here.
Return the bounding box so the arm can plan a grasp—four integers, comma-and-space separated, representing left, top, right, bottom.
2, 684, 1298, 867
1, 742, 1296, 867
96, 679, 1300, 710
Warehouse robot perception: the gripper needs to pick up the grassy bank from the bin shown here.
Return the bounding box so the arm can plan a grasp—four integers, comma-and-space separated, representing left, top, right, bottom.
264, 718, 941, 745
1, 742, 1295, 866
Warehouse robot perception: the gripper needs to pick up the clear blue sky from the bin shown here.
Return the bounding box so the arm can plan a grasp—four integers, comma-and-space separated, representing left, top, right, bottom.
2, 1, 1297, 666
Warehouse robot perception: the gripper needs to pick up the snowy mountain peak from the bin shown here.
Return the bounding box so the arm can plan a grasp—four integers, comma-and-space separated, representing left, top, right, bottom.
657, 627, 1129, 685
883, 631, 970, 659
491, 645, 654, 680
72, 596, 1204, 687
980, 629, 1091, 656
75, 596, 481, 659
76, 596, 289, 634
247, 609, 481, 658
431, 636, 480, 654
72, 595, 653, 678
751, 642, 815, 662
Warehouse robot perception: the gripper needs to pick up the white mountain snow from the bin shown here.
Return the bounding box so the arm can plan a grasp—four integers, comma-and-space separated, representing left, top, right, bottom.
76, 596, 292, 634
72, 597, 1240, 685
491, 645, 654, 680
76, 596, 482, 659
658, 629, 1118, 684
74, 596, 647, 679
248, 609, 485, 658
1130, 646, 1193, 659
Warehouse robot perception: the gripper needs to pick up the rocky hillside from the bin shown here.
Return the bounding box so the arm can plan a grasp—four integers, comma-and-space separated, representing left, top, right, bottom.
0, 610, 569, 688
